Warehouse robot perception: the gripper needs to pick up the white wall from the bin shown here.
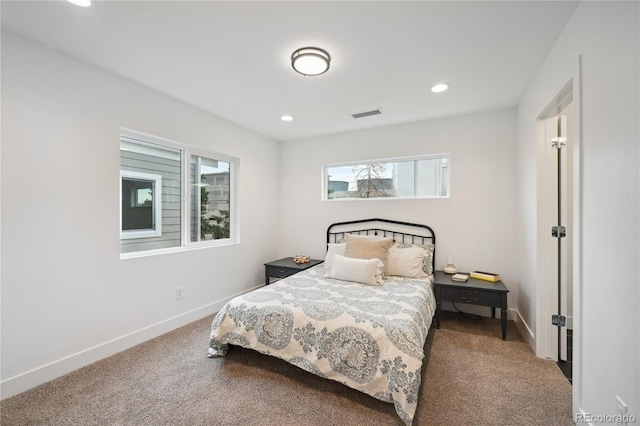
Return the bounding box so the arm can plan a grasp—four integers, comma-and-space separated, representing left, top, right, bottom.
4, 4, 638, 418
517, 1, 639, 418
1, 32, 280, 398
279, 108, 519, 315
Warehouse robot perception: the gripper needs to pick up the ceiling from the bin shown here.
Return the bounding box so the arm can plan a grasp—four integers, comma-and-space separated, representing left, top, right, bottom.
1, 1, 579, 142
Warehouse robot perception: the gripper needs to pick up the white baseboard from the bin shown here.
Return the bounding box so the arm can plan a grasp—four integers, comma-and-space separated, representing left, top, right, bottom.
513, 309, 535, 350
1, 285, 262, 400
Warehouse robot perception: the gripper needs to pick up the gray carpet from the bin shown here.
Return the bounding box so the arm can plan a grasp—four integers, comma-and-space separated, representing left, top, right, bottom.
1, 311, 573, 425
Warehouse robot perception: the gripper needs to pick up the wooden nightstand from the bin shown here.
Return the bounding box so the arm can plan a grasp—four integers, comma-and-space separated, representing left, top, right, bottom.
264, 257, 324, 285
433, 270, 510, 340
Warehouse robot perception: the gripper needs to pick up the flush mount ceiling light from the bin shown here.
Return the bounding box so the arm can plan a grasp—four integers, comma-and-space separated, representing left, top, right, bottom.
281, 115, 294, 122
291, 47, 331, 76
431, 83, 450, 93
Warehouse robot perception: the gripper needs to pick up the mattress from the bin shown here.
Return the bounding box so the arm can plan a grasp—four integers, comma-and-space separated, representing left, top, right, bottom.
208, 264, 436, 425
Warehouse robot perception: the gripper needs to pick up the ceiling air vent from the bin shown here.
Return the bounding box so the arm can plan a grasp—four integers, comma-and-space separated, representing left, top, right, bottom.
352, 109, 382, 119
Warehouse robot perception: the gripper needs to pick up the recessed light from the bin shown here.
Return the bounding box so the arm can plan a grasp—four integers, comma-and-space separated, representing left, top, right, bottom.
431, 83, 449, 93
67, 0, 91, 7
281, 115, 294, 122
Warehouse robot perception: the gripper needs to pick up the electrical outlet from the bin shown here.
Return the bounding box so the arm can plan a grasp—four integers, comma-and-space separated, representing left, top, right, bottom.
176, 286, 184, 300
616, 396, 628, 426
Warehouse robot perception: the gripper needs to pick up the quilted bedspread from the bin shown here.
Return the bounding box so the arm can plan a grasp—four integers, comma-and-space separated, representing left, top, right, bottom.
208, 264, 436, 425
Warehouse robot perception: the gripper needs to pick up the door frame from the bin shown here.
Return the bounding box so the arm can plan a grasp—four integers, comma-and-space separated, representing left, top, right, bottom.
538, 98, 573, 363
534, 57, 584, 417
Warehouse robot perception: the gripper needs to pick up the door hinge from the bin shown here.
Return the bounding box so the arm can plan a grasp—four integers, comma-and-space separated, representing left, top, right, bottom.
551, 137, 566, 149
551, 226, 566, 238
552, 315, 566, 327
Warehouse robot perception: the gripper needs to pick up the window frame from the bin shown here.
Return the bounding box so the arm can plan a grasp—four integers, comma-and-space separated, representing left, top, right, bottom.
321, 153, 450, 201
120, 129, 238, 259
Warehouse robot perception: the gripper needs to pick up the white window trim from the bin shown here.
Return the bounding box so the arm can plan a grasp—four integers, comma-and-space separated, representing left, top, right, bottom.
120, 170, 163, 239
119, 128, 239, 259
321, 153, 450, 201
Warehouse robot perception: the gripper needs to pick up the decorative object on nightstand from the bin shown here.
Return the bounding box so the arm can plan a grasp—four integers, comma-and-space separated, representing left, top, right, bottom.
451, 273, 469, 282
264, 257, 323, 285
443, 253, 457, 274
470, 270, 501, 282
293, 255, 310, 264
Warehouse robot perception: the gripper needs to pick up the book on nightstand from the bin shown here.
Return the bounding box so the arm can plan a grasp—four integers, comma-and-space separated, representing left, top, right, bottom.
451, 273, 469, 282
470, 271, 501, 282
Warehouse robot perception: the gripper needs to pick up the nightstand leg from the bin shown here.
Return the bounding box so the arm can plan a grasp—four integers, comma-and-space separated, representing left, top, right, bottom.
435, 300, 441, 328
501, 308, 507, 340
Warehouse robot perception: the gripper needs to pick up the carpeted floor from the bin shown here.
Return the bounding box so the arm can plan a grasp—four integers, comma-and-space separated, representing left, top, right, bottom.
1, 311, 573, 425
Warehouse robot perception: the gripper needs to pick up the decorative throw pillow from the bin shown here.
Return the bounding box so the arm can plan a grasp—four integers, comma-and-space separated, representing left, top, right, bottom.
328, 254, 385, 286
385, 243, 430, 278
324, 242, 346, 269
420, 244, 435, 276
343, 234, 393, 262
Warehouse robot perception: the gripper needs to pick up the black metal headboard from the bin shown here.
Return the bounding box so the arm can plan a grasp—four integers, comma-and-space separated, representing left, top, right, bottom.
326, 218, 436, 272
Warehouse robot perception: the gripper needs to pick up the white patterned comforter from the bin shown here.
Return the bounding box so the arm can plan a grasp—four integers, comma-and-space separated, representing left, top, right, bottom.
208, 264, 436, 425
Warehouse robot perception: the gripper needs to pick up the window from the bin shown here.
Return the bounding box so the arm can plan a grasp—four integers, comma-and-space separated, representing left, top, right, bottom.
120, 131, 237, 257
190, 155, 230, 242
323, 154, 449, 200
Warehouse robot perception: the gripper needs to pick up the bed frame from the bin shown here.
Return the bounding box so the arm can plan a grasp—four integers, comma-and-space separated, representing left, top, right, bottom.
209, 217, 437, 425
326, 218, 436, 273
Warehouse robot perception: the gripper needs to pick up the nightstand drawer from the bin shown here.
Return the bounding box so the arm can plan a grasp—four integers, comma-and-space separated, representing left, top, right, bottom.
440, 286, 502, 307
265, 265, 296, 279
264, 257, 324, 285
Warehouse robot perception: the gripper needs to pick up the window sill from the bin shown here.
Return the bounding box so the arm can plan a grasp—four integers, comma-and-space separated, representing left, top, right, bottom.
322, 195, 450, 202
120, 239, 239, 260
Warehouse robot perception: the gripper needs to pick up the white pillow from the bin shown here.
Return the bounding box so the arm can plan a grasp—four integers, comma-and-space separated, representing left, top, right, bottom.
328, 254, 384, 286
385, 243, 432, 278
324, 243, 346, 269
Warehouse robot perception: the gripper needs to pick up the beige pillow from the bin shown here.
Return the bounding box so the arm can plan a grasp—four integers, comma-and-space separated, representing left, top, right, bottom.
344, 234, 393, 262
328, 254, 384, 286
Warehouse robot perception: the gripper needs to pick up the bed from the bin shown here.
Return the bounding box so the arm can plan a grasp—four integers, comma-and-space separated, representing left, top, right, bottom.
208, 218, 437, 425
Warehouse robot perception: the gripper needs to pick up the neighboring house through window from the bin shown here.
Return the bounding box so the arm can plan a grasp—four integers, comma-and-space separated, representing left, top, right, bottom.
323, 154, 450, 200
190, 154, 231, 242
120, 130, 236, 257
120, 170, 163, 239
